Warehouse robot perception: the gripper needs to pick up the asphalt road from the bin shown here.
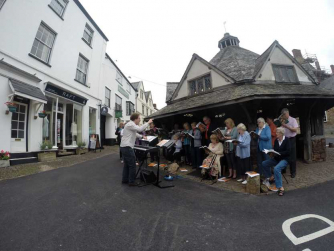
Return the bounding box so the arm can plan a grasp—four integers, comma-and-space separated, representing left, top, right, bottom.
1, 154, 334, 251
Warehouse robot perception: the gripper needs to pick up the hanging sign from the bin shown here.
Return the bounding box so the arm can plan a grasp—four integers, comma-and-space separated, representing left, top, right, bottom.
45, 83, 88, 105
101, 106, 108, 116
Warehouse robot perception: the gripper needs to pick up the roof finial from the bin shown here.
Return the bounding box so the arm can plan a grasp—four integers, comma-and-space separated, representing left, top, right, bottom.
224, 21, 227, 33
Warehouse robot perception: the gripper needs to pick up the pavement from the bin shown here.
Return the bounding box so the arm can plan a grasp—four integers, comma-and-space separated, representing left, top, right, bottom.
0, 154, 334, 251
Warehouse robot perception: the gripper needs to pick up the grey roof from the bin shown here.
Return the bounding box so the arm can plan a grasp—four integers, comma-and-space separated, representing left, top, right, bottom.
320, 75, 334, 91
253, 42, 276, 78
10, 79, 47, 102
148, 83, 334, 119
301, 63, 317, 81
166, 82, 179, 102
131, 82, 140, 91
144, 91, 151, 101
210, 46, 259, 82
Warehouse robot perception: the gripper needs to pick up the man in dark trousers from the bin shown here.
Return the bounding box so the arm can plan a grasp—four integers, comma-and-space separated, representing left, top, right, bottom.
120, 113, 153, 186
203, 116, 217, 146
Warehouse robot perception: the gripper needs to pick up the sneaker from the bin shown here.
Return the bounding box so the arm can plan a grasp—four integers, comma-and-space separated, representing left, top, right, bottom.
242, 180, 247, 185
237, 179, 243, 182
262, 179, 270, 188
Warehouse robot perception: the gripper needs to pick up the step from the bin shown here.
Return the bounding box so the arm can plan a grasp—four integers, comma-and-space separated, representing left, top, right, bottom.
10, 152, 37, 159
10, 157, 38, 166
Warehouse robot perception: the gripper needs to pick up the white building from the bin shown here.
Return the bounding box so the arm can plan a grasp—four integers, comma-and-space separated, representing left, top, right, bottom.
0, 0, 133, 157
131, 81, 156, 125
100, 54, 136, 145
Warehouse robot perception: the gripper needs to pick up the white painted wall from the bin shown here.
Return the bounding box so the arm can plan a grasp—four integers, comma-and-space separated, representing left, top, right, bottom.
101, 57, 136, 140
256, 47, 313, 84
134, 81, 156, 125
174, 58, 230, 100
0, 0, 106, 152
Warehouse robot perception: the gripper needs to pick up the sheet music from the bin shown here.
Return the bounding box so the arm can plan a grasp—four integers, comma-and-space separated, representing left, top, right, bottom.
141, 136, 158, 142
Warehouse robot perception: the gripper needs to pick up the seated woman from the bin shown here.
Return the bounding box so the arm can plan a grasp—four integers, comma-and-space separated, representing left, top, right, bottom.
173, 133, 183, 164
262, 127, 290, 196
201, 134, 224, 177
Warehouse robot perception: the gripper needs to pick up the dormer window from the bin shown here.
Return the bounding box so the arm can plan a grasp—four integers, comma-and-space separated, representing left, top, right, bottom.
189, 74, 212, 95
272, 64, 299, 83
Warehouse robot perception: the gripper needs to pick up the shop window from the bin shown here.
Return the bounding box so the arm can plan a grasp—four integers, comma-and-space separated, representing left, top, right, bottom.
82, 23, 94, 46
89, 108, 97, 134
30, 23, 56, 64
49, 0, 68, 18
75, 54, 89, 85
115, 94, 122, 111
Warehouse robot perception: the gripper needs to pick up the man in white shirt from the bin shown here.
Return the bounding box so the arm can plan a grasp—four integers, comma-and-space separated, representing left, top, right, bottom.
120, 113, 153, 186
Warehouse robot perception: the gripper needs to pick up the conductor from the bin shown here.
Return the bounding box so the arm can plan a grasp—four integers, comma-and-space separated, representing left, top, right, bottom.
120, 112, 153, 186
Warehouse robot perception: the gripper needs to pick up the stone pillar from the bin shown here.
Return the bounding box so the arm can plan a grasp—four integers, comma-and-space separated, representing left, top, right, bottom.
311, 136, 326, 162
246, 175, 260, 195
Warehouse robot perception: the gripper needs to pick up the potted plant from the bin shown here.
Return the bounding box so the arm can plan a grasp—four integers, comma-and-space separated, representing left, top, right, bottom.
38, 141, 56, 162
76, 141, 87, 155
4, 102, 17, 113
0, 150, 10, 168
38, 110, 47, 118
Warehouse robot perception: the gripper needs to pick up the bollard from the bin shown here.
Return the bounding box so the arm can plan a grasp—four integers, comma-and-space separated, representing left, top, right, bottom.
246, 175, 260, 195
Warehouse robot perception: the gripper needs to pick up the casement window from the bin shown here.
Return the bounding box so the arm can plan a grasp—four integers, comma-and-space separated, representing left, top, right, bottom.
146, 108, 148, 116
189, 74, 212, 95
126, 83, 131, 93
126, 101, 135, 116
116, 71, 123, 85
49, 0, 68, 17
115, 95, 122, 111
75, 54, 89, 85
140, 90, 144, 100
82, 24, 94, 46
142, 104, 144, 114
272, 65, 299, 83
105, 87, 111, 107
0, 0, 7, 10
30, 23, 56, 64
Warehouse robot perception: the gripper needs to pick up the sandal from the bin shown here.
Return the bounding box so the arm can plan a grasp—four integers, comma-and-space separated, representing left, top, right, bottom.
277, 189, 285, 196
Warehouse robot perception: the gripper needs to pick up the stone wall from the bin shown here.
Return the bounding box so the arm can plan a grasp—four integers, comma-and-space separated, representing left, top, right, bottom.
324, 107, 334, 136
311, 136, 326, 162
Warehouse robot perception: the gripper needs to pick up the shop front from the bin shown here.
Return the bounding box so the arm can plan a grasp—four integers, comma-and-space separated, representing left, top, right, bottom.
44, 83, 88, 149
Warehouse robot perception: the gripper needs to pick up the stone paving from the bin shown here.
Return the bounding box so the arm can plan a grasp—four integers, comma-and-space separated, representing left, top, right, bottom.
0, 146, 119, 181
2, 145, 334, 195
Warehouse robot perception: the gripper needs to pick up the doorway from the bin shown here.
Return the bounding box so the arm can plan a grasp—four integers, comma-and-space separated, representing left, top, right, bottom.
10, 103, 28, 152
53, 113, 64, 149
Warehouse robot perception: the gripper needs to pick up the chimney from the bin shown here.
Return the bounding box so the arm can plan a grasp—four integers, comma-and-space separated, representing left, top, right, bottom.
315, 60, 321, 71
330, 65, 334, 75
292, 49, 304, 64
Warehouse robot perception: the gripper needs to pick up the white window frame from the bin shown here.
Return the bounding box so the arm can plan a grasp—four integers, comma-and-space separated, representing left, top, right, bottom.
105, 87, 111, 108
49, 0, 68, 17
115, 94, 122, 111
272, 64, 299, 83
116, 71, 123, 85
82, 23, 94, 46
126, 83, 131, 94
75, 54, 89, 85
324, 111, 328, 123
30, 22, 57, 64
126, 101, 134, 116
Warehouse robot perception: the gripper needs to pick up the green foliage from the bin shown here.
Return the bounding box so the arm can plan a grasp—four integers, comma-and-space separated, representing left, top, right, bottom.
40, 141, 53, 150
77, 141, 86, 149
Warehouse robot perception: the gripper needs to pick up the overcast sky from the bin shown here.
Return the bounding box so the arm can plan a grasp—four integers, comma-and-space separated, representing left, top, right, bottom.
80, 0, 334, 110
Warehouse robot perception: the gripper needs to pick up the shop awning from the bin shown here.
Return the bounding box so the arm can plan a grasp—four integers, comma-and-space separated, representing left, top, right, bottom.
9, 79, 47, 104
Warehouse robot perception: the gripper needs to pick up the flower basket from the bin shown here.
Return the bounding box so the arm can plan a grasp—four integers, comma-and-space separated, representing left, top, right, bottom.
8, 105, 17, 113
38, 113, 47, 118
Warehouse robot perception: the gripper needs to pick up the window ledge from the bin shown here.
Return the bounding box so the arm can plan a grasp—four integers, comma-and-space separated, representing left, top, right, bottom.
28, 53, 52, 67
74, 79, 90, 87
48, 5, 64, 21
81, 38, 93, 49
